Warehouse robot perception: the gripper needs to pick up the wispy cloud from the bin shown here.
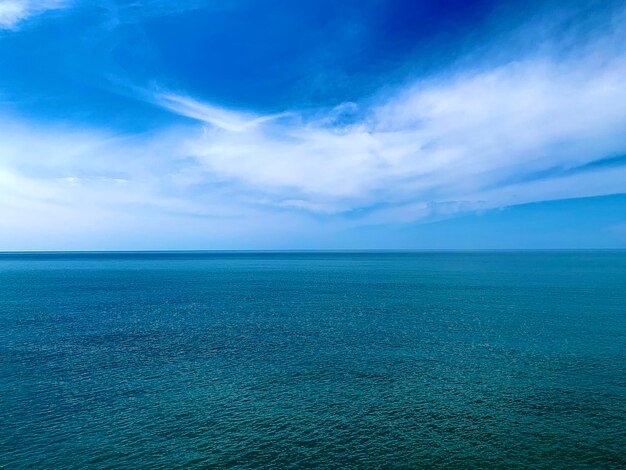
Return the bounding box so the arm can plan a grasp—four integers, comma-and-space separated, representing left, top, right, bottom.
152, 7, 626, 220
0, 0, 68, 30
156, 93, 291, 132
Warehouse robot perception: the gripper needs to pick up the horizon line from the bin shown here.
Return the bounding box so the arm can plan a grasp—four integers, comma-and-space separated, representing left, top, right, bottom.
1, 248, 625, 254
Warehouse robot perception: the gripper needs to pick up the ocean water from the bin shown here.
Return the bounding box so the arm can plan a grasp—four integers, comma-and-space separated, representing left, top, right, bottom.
1, 251, 625, 468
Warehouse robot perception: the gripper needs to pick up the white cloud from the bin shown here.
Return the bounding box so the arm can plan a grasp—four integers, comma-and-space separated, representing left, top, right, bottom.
156, 19, 626, 219
156, 92, 291, 132
0, 0, 68, 30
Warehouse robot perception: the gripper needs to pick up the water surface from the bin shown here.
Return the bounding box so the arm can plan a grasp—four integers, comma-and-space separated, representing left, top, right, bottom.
1, 251, 625, 468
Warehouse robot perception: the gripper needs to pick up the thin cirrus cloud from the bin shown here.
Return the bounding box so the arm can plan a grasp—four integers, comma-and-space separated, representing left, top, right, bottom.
0, 0, 68, 29
156, 93, 293, 133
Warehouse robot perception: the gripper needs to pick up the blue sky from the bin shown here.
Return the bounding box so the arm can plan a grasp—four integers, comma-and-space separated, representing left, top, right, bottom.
0, 0, 625, 249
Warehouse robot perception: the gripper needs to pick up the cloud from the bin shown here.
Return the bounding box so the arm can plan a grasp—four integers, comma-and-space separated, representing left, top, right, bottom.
151, 8, 626, 220
0, 0, 68, 30
156, 92, 291, 132
0, 119, 332, 250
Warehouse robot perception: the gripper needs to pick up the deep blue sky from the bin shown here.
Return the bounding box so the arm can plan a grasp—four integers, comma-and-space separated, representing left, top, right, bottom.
0, 0, 625, 249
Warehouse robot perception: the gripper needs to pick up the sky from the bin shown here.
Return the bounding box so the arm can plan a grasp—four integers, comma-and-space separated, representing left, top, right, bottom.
0, 0, 625, 250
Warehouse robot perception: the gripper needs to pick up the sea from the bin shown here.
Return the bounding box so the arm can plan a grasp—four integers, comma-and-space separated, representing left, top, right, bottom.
1, 251, 625, 468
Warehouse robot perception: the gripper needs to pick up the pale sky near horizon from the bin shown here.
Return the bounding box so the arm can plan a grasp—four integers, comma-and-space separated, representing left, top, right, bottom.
0, 0, 625, 249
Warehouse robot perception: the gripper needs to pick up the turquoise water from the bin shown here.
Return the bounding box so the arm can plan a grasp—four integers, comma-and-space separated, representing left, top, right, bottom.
1, 251, 625, 468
